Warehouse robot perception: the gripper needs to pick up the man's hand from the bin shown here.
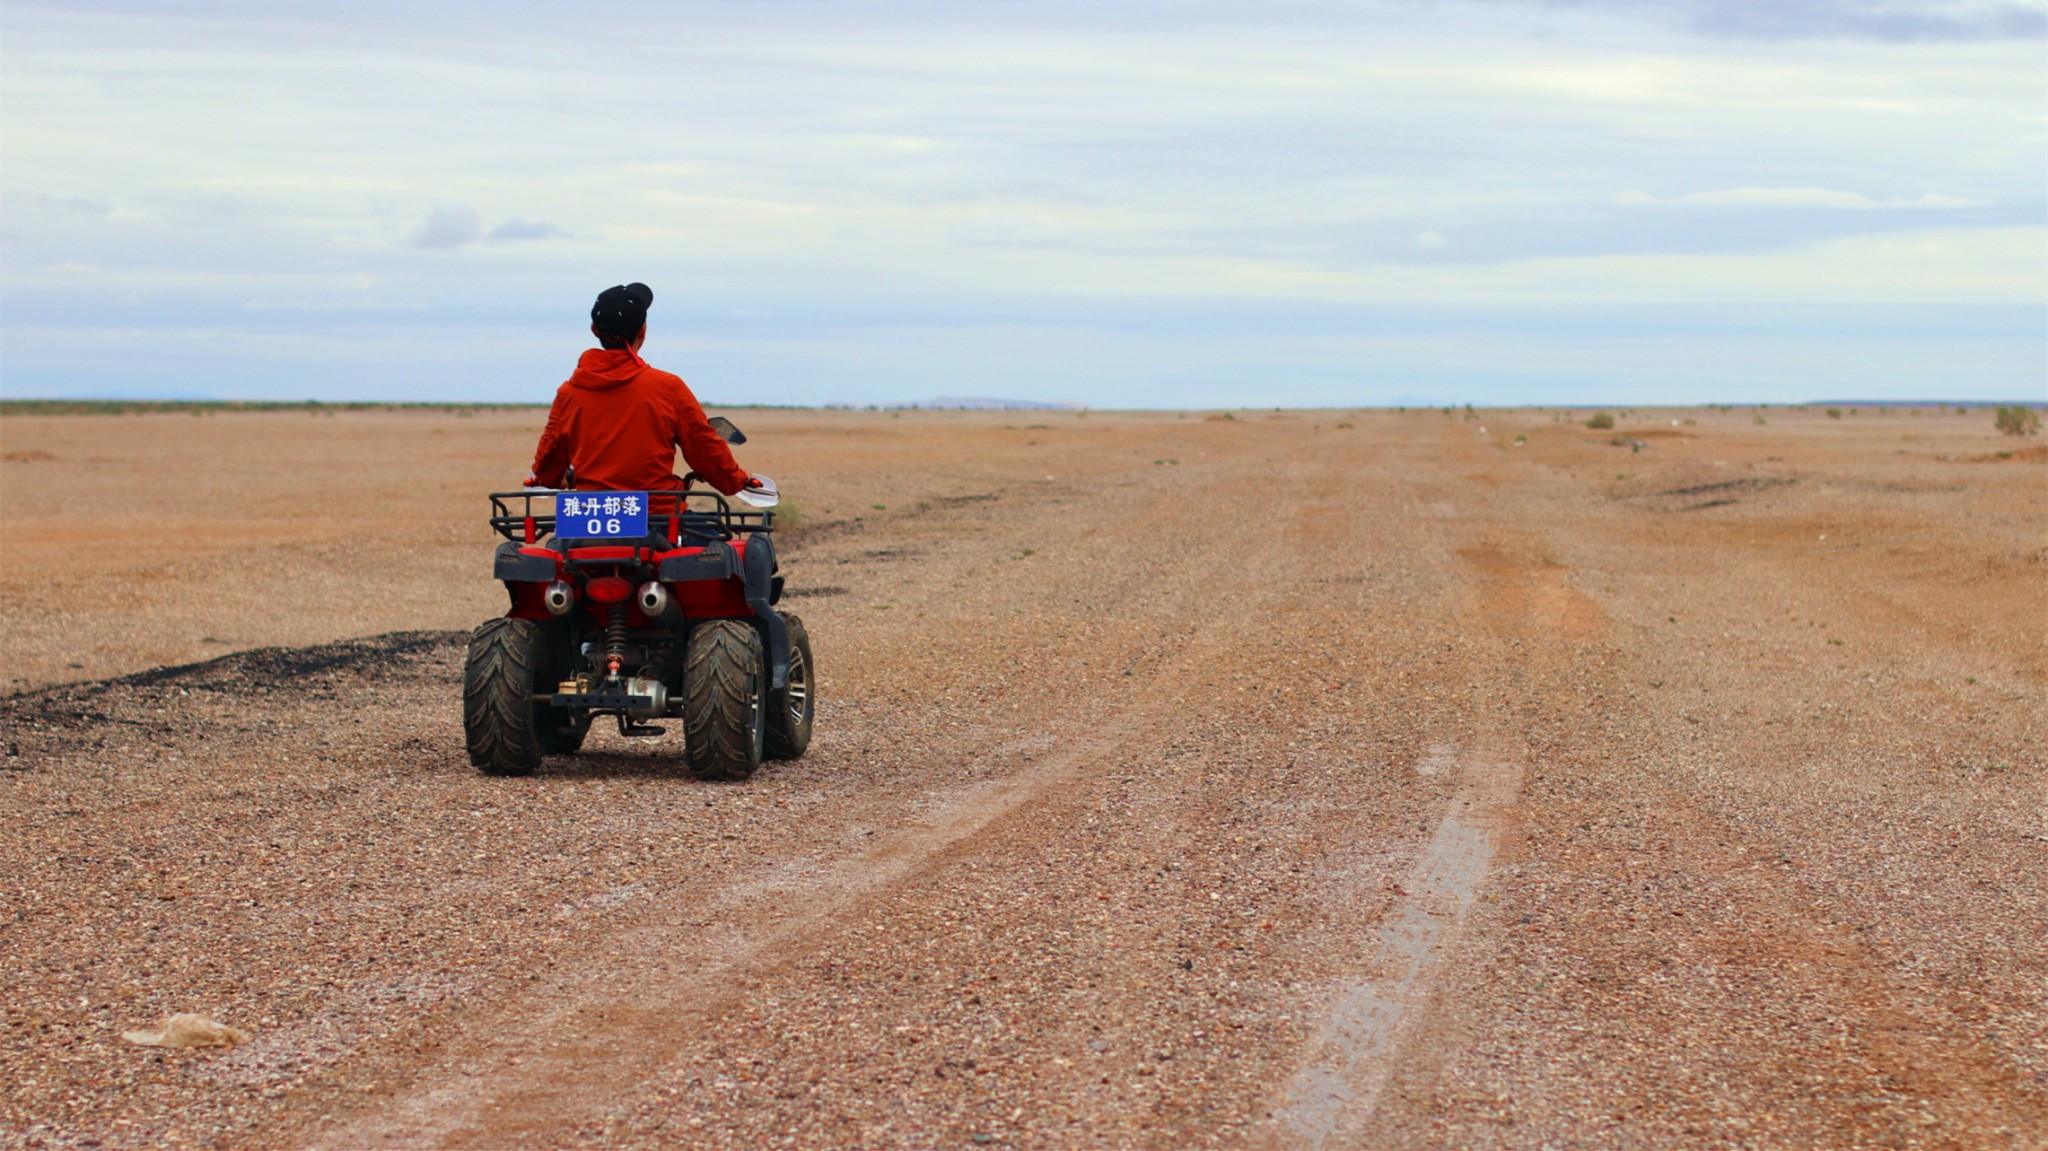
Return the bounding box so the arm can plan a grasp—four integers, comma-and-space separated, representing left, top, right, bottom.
735, 474, 780, 508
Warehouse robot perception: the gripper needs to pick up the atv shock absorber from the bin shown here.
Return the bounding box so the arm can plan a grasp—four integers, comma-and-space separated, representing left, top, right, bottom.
604, 605, 629, 679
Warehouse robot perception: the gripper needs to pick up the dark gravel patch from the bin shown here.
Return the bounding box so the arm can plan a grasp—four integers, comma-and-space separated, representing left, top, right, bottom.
0, 631, 465, 742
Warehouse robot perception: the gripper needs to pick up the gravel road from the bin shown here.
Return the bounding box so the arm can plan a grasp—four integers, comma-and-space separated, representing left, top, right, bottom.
3, 408, 2043, 1149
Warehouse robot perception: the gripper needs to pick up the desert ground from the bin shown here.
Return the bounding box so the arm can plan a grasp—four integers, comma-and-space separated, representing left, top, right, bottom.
2, 404, 2044, 1150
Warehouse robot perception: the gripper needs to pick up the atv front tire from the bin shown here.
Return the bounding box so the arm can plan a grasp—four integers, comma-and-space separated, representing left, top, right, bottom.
765, 612, 814, 761
684, 619, 766, 781
464, 618, 546, 777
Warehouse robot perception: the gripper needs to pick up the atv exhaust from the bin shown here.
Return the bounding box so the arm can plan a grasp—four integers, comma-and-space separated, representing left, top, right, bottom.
544, 579, 576, 616
636, 581, 676, 622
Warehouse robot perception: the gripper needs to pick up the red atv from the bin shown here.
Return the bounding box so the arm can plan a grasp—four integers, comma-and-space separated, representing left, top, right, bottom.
462, 421, 813, 779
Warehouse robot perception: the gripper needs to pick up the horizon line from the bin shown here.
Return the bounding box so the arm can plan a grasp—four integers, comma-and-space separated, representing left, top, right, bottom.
3, 397, 2042, 415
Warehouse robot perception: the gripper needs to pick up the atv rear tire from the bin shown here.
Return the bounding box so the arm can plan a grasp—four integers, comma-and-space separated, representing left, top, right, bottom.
764, 612, 814, 761
684, 619, 765, 781
464, 618, 546, 777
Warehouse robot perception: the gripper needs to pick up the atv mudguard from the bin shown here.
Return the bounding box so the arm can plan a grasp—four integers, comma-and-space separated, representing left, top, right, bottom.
494, 539, 557, 582
657, 535, 790, 692
741, 534, 791, 692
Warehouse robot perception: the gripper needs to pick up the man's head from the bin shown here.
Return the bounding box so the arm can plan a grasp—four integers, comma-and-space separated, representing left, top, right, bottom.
591, 282, 653, 350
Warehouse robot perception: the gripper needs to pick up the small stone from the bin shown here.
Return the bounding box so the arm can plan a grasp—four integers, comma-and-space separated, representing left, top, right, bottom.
120, 1013, 249, 1049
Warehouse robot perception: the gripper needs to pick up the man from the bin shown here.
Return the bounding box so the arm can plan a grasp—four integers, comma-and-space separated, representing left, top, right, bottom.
526, 283, 756, 505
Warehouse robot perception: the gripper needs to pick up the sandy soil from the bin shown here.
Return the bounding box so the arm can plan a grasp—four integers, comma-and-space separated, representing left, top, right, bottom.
2, 405, 2043, 1150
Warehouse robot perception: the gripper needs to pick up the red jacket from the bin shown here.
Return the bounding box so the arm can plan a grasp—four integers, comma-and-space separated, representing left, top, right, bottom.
529, 349, 750, 497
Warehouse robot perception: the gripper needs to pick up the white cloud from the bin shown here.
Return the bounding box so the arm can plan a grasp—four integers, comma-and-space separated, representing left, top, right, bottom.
242, 300, 426, 312
488, 217, 566, 242
957, 226, 2047, 308
407, 206, 481, 249
1617, 186, 1989, 208
951, 213, 1079, 249
1586, 0, 2048, 42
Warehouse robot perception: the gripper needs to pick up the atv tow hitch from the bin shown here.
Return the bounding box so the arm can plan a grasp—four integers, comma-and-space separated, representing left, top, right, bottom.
536, 690, 657, 710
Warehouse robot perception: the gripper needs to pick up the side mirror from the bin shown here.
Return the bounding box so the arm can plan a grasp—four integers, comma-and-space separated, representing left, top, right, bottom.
707, 416, 747, 445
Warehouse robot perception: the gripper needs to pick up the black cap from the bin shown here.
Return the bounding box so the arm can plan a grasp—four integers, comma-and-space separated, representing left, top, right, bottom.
591, 282, 653, 343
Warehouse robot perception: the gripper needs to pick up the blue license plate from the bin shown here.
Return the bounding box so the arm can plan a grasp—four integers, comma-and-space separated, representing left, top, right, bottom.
556, 492, 650, 539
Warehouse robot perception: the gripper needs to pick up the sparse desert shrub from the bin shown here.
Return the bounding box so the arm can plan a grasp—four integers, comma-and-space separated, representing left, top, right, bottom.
1586, 412, 1615, 430
1826, 408, 1842, 419
1994, 405, 2041, 437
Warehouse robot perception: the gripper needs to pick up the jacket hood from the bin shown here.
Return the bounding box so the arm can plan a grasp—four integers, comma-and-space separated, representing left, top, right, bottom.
567, 348, 648, 390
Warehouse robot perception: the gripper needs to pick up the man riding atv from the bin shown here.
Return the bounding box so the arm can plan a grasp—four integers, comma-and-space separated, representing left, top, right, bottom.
460, 281, 811, 782
526, 282, 764, 506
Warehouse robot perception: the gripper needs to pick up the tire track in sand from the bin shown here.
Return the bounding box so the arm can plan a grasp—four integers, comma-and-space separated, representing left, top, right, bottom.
1274, 533, 1597, 1147
306, 719, 1149, 1150
1275, 742, 1523, 1148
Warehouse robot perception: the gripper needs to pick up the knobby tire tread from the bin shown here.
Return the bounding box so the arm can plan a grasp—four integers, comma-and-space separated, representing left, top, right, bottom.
684, 620, 764, 781
463, 618, 544, 777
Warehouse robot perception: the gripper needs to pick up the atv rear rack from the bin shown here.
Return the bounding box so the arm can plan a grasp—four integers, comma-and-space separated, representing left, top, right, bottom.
489, 484, 774, 546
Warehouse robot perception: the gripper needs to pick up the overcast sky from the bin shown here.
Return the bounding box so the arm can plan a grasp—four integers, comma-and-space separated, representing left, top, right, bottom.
2, 0, 2042, 406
